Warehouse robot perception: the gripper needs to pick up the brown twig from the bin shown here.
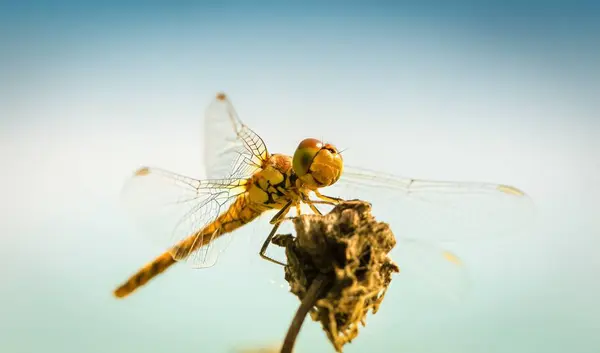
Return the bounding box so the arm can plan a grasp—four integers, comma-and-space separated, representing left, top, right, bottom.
280, 274, 329, 353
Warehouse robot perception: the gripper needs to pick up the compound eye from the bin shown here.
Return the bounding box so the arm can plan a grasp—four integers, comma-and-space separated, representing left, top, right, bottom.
292, 138, 322, 177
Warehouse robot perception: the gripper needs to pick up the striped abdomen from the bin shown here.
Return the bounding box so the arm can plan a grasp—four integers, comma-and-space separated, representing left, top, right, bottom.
113, 195, 262, 298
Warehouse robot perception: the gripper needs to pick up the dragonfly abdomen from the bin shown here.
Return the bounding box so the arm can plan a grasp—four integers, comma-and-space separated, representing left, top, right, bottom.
173, 194, 264, 258
113, 195, 263, 299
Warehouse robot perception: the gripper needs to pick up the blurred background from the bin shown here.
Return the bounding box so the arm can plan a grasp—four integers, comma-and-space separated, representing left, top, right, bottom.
1, 1, 599, 353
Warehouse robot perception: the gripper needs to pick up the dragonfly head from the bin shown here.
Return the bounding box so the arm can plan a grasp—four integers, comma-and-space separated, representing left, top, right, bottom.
293, 138, 343, 189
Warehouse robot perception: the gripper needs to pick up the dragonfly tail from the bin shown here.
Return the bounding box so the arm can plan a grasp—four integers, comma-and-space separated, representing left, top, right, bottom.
113, 195, 261, 299
113, 251, 176, 298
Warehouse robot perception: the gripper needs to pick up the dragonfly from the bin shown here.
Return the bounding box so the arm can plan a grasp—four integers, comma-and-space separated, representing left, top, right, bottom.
113, 92, 532, 299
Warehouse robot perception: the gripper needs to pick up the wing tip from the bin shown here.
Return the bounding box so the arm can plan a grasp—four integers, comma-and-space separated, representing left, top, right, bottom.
442, 251, 463, 266
134, 166, 151, 177
497, 184, 527, 197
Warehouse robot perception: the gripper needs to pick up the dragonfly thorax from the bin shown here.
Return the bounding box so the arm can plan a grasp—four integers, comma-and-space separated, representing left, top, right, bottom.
246, 154, 303, 210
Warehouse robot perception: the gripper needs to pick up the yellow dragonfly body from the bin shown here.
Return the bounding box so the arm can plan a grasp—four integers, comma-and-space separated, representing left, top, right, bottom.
113, 92, 531, 299
114, 94, 347, 298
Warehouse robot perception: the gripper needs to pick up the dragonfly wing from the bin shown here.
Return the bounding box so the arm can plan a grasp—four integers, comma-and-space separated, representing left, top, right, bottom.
393, 238, 470, 301
203, 92, 269, 180
121, 166, 248, 268
319, 164, 534, 243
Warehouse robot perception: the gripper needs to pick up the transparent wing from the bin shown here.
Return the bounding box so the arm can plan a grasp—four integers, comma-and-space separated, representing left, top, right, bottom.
391, 238, 470, 302
121, 166, 248, 268
312, 165, 532, 300
319, 164, 534, 243
203, 92, 269, 179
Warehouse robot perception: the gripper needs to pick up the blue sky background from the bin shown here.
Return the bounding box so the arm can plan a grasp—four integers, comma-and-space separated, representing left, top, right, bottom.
1, 1, 599, 353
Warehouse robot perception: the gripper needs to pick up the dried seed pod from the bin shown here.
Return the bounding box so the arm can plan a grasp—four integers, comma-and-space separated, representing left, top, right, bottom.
274, 200, 399, 353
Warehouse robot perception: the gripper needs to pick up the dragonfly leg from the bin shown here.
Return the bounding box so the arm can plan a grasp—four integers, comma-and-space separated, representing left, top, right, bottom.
314, 190, 344, 204
260, 222, 287, 266
300, 193, 324, 215
260, 200, 293, 266
268, 200, 294, 225
307, 200, 335, 205
306, 201, 323, 215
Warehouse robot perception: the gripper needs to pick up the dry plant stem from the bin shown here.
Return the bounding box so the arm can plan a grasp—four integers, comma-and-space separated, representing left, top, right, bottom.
281, 274, 329, 353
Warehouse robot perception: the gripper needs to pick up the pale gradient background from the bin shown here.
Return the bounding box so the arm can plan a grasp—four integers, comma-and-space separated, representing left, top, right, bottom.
1, 1, 599, 353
